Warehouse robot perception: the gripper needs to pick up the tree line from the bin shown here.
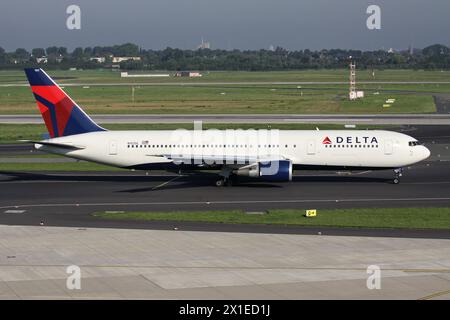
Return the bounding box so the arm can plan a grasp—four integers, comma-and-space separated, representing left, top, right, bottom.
1, 43, 449, 71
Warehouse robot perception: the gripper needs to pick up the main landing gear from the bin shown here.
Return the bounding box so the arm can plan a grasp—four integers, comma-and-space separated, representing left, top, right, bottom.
392, 168, 403, 184
216, 167, 235, 187
215, 177, 227, 187
215, 176, 237, 187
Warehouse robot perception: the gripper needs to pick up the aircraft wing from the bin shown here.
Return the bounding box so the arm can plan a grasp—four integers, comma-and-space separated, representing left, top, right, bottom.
161, 153, 288, 165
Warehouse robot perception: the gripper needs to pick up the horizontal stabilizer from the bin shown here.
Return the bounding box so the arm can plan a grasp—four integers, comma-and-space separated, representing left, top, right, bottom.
18, 140, 85, 150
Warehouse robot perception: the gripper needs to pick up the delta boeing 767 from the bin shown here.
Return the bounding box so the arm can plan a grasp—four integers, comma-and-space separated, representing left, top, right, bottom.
22, 68, 430, 186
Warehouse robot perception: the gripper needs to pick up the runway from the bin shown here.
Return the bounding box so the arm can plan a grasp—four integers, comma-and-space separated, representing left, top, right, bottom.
1, 113, 450, 125
0, 160, 449, 238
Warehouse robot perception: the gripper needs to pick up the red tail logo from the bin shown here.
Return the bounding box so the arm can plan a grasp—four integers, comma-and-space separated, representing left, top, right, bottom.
322, 136, 332, 144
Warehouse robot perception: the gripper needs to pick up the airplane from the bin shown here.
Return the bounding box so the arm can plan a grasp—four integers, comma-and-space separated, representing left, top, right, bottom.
22, 68, 430, 186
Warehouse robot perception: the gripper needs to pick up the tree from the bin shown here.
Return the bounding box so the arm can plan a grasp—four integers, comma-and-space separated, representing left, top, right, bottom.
93, 46, 104, 57
14, 48, 30, 60
114, 43, 139, 56
58, 47, 68, 56
72, 47, 84, 59
0, 47, 5, 64
83, 47, 93, 57
46, 46, 58, 57
423, 44, 450, 68
423, 44, 450, 56
32, 48, 46, 58
0, 42, 449, 70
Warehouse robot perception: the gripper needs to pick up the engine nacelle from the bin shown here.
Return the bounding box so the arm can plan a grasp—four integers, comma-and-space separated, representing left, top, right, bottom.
259, 160, 293, 181
234, 160, 293, 181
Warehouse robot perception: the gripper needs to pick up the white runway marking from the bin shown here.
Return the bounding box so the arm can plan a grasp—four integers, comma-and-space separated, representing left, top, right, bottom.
4, 210, 26, 214
285, 119, 374, 122
151, 176, 182, 190
2, 197, 450, 210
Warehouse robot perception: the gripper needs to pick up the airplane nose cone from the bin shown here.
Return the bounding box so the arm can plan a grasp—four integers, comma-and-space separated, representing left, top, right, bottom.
421, 146, 431, 160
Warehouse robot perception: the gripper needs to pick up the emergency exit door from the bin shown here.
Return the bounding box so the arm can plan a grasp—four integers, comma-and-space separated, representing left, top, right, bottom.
109, 140, 118, 155
307, 140, 316, 155
384, 139, 393, 155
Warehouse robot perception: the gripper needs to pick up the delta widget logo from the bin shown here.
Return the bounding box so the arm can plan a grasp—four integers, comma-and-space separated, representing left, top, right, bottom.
322, 136, 332, 144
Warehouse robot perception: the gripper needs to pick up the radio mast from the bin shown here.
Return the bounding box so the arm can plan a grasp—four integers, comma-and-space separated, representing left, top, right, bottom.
349, 57, 357, 100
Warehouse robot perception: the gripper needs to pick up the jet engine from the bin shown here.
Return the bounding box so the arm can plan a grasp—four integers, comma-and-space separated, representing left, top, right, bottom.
234, 160, 292, 181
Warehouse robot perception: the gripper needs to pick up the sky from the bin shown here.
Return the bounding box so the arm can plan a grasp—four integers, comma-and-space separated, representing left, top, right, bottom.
0, 0, 449, 51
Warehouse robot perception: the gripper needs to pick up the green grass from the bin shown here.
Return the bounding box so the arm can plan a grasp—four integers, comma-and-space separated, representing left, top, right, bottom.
0, 69, 444, 114
0, 162, 125, 171
0, 154, 60, 158
340, 93, 436, 113
0, 84, 437, 114
0, 123, 394, 144
0, 123, 48, 143
93, 207, 450, 230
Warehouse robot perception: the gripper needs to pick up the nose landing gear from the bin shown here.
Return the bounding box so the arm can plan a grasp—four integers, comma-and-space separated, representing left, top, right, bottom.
215, 178, 226, 187
392, 168, 403, 184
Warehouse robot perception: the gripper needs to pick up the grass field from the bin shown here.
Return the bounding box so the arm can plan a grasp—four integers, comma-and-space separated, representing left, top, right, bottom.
0, 84, 437, 114
0, 69, 445, 114
93, 207, 450, 230
0, 162, 125, 171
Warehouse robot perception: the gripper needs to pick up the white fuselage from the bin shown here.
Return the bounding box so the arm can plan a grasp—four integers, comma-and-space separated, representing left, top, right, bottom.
35, 129, 430, 171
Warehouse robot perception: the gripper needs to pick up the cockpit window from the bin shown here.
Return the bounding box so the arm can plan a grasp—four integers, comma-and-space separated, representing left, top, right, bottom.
408, 141, 419, 147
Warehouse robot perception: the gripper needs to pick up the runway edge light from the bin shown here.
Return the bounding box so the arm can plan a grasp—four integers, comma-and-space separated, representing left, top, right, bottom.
305, 209, 317, 217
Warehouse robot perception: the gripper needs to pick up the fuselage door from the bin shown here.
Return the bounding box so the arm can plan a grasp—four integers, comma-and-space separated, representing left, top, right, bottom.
384, 139, 393, 155
109, 140, 118, 155
307, 140, 316, 155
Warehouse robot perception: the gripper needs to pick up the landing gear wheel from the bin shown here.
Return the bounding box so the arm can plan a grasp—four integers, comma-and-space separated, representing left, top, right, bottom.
215, 179, 225, 187
392, 168, 402, 185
